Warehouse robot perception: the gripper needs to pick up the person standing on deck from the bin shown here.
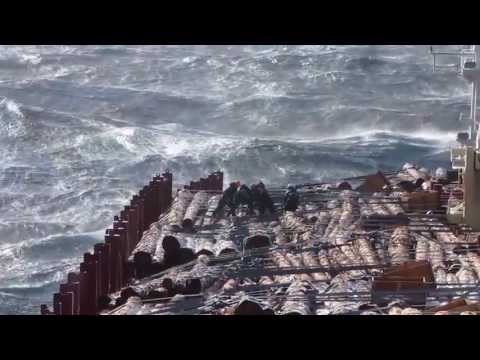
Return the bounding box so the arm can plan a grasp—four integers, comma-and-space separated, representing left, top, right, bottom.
252, 181, 275, 215
214, 181, 240, 217
283, 184, 299, 212
234, 184, 255, 215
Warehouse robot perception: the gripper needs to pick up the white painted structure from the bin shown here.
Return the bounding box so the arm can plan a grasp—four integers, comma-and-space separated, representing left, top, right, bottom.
431, 45, 480, 229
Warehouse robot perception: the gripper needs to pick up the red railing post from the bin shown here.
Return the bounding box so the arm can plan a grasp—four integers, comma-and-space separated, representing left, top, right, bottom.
94, 243, 108, 298
128, 207, 139, 252
142, 185, 153, 229
148, 183, 154, 224
67, 273, 80, 315
159, 178, 168, 213
149, 180, 159, 222
83, 253, 99, 314
105, 232, 122, 292
120, 206, 129, 221
139, 188, 147, 229
162, 171, 173, 206
131, 195, 144, 241
113, 220, 128, 258
79, 263, 90, 315
58, 286, 74, 315
112, 224, 128, 286
53, 293, 61, 315
219, 172, 224, 192
151, 178, 161, 220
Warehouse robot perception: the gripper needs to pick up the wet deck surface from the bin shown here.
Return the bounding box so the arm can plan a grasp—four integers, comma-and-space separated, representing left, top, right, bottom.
106, 168, 480, 315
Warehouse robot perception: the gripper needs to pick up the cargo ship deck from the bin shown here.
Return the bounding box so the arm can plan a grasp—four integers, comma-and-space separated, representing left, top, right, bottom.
41, 45, 480, 316
42, 167, 480, 315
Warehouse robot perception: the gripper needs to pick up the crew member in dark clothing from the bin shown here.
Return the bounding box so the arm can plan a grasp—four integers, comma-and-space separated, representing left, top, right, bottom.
283, 184, 299, 212
214, 181, 240, 217
234, 184, 255, 215
252, 182, 275, 215
251, 183, 261, 212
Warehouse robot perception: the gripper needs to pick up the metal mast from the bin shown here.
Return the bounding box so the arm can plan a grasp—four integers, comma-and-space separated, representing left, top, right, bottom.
472, 46, 480, 148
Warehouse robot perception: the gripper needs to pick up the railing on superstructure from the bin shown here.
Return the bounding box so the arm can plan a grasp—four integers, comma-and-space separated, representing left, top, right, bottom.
430, 45, 479, 144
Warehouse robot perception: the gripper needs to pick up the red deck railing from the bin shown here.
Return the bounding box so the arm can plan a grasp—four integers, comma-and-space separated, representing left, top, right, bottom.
41, 170, 223, 315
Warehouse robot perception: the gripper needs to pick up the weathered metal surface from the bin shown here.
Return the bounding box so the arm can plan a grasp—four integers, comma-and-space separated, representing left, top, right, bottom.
42, 170, 480, 315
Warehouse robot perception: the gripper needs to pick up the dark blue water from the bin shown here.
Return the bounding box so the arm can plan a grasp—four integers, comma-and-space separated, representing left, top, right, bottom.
0, 45, 467, 314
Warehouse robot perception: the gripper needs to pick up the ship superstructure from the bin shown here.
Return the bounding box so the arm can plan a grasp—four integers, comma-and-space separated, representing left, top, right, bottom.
430, 45, 480, 230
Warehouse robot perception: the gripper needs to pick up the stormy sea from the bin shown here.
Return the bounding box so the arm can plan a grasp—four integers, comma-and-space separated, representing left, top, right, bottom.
0, 45, 469, 314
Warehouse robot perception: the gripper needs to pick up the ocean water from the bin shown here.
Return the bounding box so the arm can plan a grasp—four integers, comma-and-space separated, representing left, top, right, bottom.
0, 45, 468, 314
